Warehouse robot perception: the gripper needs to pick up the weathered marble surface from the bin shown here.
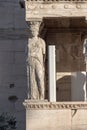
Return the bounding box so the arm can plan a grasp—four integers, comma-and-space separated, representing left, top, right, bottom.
25, 1, 87, 20
24, 100, 87, 130
27, 21, 46, 100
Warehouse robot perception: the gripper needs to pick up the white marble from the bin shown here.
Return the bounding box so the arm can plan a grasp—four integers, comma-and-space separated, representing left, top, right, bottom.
48, 45, 56, 102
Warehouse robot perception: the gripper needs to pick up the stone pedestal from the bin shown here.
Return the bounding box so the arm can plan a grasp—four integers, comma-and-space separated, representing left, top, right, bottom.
23, 100, 87, 130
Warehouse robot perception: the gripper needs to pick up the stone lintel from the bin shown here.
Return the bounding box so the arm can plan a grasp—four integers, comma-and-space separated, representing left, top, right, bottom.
25, 0, 87, 2
23, 100, 87, 110
25, 1, 87, 20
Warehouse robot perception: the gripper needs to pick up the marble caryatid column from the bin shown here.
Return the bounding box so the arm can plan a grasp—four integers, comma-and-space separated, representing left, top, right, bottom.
26, 21, 46, 100
83, 38, 87, 101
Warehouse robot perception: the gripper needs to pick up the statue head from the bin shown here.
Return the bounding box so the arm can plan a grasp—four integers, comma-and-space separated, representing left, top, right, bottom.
29, 21, 41, 37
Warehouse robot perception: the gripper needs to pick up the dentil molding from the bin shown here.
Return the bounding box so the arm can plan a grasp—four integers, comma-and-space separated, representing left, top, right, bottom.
23, 100, 87, 110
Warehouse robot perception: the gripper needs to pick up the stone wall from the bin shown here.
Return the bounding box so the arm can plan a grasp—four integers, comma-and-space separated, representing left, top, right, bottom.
0, 1, 27, 130
24, 101, 87, 130
27, 109, 87, 130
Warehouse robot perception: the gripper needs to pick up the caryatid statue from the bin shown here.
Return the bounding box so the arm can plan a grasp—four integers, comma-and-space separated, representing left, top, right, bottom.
83, 39, 87, 62
27, 21, 46, 100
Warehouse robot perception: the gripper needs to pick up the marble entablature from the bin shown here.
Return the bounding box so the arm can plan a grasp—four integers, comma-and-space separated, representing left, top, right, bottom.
25, 0, 87, 20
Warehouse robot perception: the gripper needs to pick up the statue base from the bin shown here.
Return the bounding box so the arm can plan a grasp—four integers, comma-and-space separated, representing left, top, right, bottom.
23, 100, 87, 130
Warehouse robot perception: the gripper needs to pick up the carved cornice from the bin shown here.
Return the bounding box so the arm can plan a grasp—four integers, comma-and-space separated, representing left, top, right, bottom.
26, 0, 87, 2
26, 2, 87, 10
25, 0, 87, 20
23, 100, 87, 110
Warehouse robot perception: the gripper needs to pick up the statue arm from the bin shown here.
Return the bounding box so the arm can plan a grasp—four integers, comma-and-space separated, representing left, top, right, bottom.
41, 39, 46, 54
42, 39, 46, 63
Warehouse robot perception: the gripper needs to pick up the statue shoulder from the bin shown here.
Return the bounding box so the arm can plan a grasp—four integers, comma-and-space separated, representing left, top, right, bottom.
39, 37, 45, 44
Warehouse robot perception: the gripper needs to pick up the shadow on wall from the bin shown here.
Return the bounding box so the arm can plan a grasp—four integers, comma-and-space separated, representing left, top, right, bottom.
56, 75, 71, 101
56, 72, 86, 102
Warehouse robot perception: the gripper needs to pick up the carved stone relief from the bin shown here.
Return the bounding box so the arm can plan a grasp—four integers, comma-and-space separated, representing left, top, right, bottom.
23, 100, 87, 110
27, 21, 46, 100
25, 1, 87, 19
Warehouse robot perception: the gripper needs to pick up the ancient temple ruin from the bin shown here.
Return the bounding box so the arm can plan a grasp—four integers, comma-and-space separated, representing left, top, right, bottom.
23, 0, 87, 130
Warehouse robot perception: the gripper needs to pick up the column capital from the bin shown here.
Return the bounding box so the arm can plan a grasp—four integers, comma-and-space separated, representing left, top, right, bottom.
26, 20, 45, 38
29, 21, 42, 30
26, 18, 43, 27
